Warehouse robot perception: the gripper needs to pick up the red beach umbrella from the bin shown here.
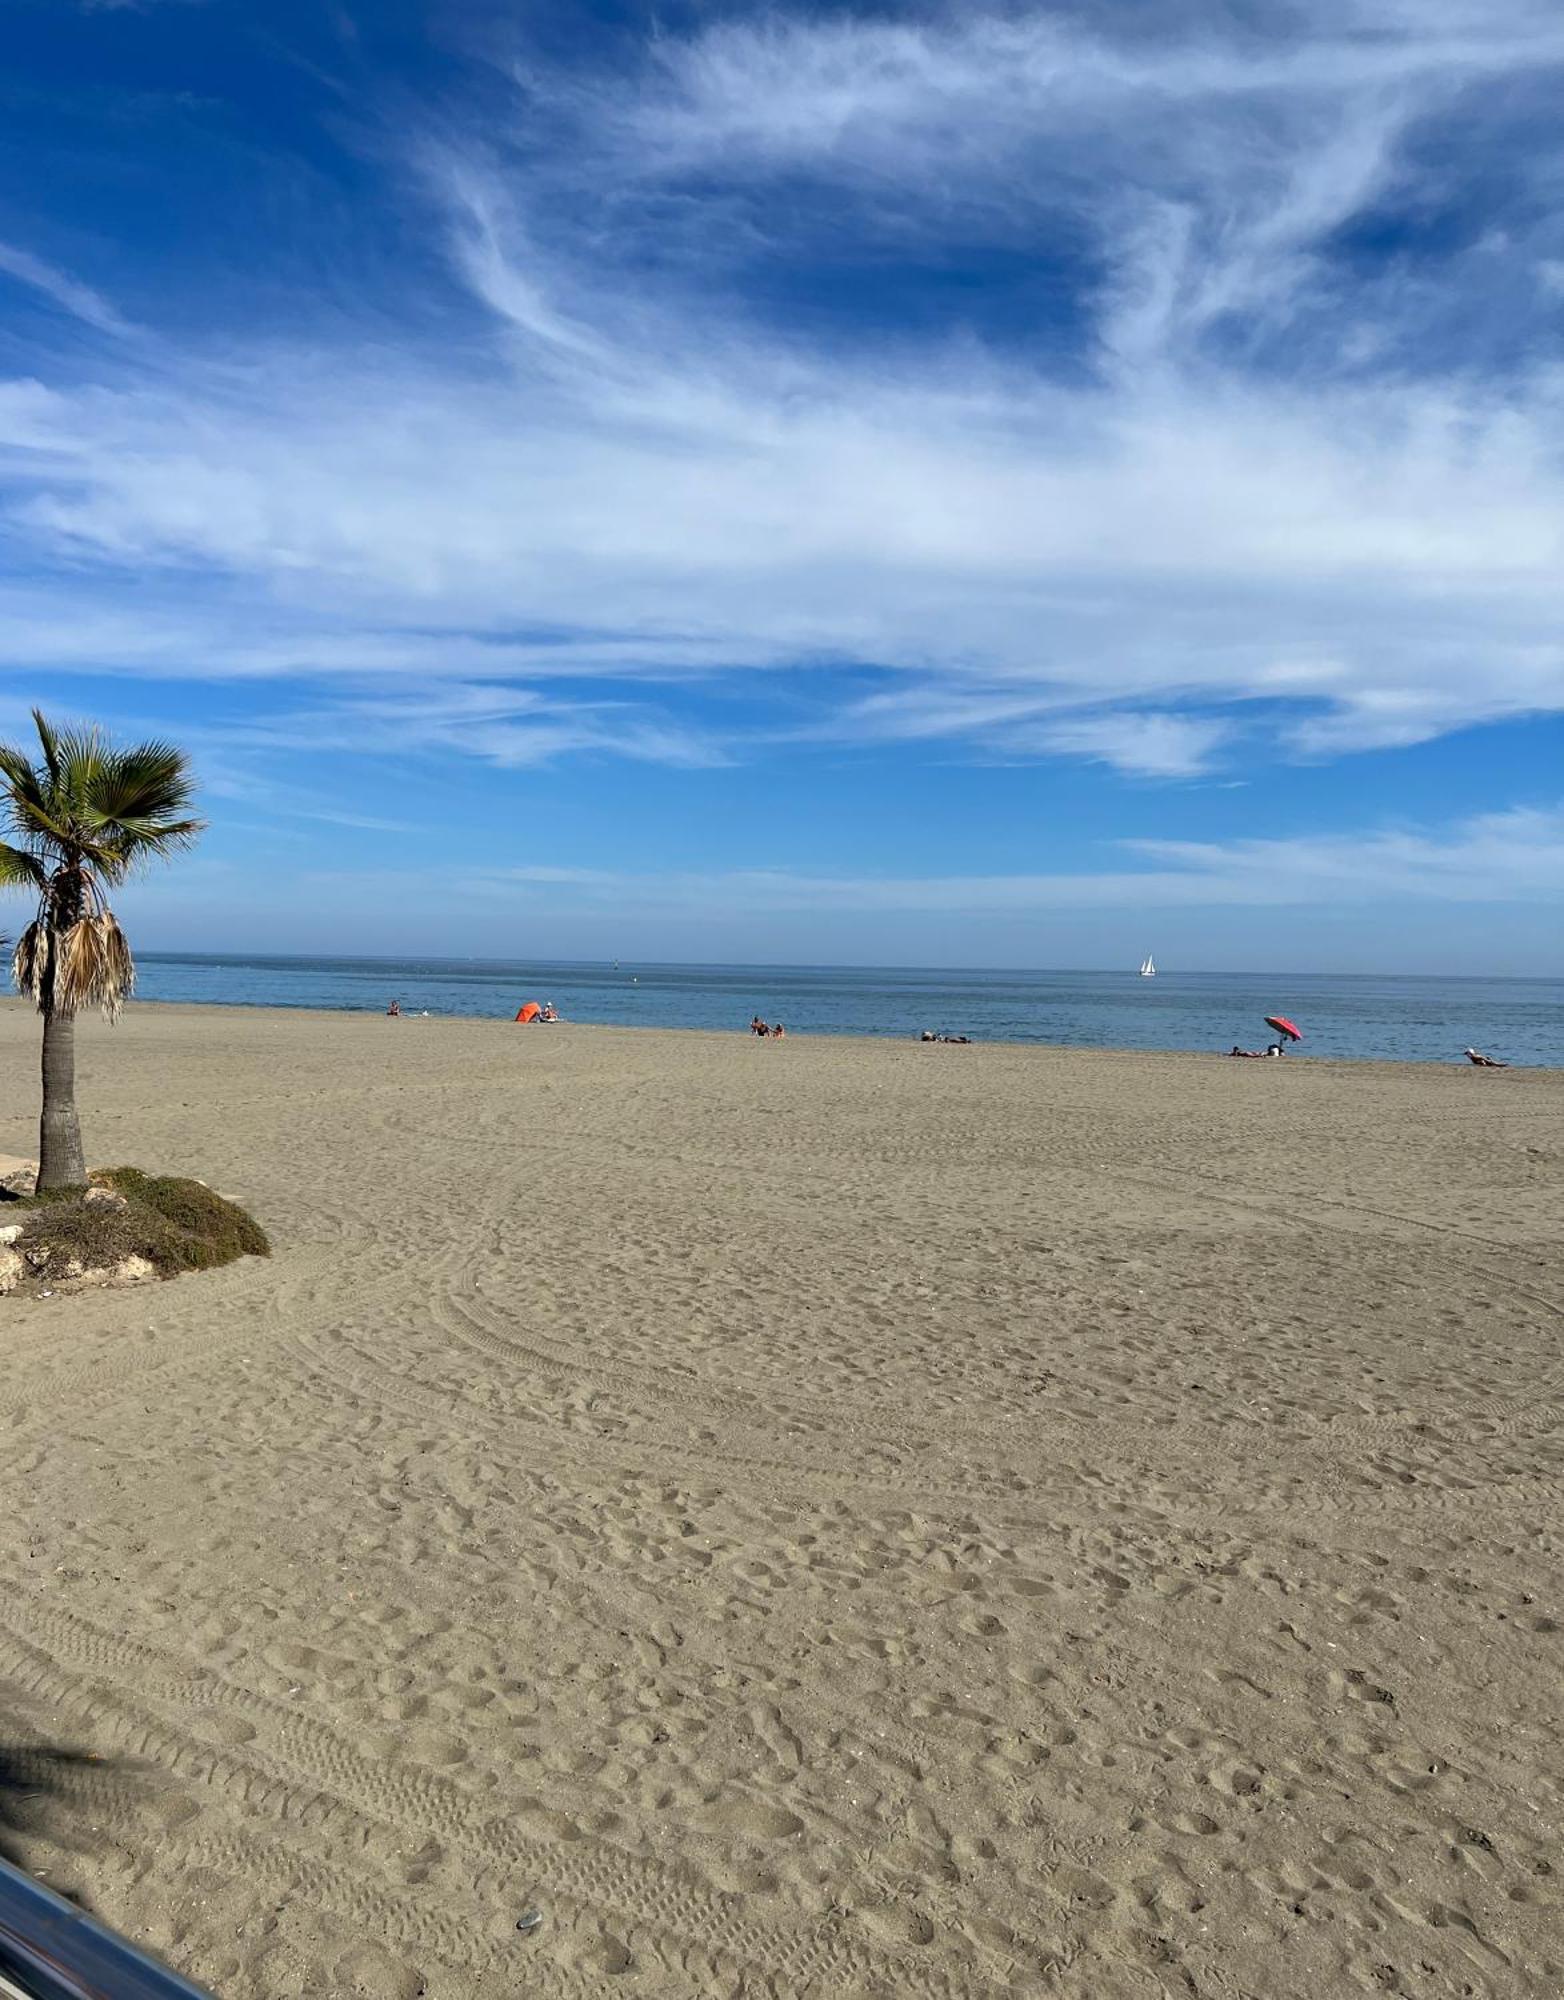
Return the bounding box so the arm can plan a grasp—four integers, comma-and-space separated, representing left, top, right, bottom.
1265, 1015, 1302, 1042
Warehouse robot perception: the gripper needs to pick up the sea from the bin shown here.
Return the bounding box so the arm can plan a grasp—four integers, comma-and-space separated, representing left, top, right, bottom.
131, 955, 1563, 1067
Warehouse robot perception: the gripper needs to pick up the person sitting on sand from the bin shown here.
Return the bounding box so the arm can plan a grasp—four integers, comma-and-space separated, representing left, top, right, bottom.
386, 999, 402, 1017
541, 1002, 559, 1022
751, 1015, 768, 1036
771, 1022, 786, 1038
1465, 1047, 1509, 1068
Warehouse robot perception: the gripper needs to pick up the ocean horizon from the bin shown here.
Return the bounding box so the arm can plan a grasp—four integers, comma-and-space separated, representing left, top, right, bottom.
129, 953, 1563, 1067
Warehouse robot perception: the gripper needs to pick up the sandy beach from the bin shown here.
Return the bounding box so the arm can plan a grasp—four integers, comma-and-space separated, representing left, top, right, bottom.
1, 1002, 1560, 1998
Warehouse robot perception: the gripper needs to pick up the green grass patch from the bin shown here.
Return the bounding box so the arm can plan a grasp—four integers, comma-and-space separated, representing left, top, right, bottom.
15, 1167, 269, 1283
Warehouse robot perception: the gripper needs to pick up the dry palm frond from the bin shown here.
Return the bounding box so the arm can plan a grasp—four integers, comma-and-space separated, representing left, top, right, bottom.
19, 910, 138, 1020
13, 920, 48, 1006
57, 910, 136, 1020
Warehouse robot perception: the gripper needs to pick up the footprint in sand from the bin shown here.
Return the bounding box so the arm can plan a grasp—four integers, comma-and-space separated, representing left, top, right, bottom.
694, 1793, 805, 1841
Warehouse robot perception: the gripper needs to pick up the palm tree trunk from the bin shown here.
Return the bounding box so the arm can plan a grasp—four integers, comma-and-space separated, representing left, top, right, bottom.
38, 1005, 87, 1191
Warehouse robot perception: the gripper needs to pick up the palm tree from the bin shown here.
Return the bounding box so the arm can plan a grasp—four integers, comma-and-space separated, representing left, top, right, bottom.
0, 710, 203, 1191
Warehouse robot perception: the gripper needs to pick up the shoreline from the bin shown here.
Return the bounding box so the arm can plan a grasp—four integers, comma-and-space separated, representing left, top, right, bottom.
2, 994, 1552, 1072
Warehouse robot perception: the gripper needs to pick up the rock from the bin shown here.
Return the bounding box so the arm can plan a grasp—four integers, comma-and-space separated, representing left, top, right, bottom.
0, 1245, 158, 1297
84, 1186, 129, 1211
23, 1246, 84, 1279
0, 1224, 21, 1246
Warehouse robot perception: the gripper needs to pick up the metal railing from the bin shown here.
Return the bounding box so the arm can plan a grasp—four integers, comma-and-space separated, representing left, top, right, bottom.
0, 1859, 215, 1999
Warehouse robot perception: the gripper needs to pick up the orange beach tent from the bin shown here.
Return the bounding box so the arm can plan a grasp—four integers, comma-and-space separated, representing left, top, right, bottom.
515, 1001, 542, 1024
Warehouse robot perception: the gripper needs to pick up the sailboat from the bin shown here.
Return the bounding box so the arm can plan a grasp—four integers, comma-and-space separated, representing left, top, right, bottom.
1139, 953, 1156, 978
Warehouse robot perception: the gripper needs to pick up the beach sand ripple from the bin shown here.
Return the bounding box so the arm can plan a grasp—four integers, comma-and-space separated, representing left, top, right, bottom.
1, 1004, 1561, 1996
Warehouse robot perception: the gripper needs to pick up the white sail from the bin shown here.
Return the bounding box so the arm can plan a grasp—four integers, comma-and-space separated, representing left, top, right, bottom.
1139, 954, 1156, 977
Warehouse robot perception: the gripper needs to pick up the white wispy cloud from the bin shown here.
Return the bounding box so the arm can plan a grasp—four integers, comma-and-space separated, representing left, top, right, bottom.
0, 242, 137, 337
823, 688, 1233, 776
292, 803, 1560, 913
1121, 805, 1564, 904
222, 684, 730, 769
107, 795, 1562, 972
1032, 713, 1232, 779
615, 5, 1545, 178
1, 0, 1562, 777
75, 0, 207, 13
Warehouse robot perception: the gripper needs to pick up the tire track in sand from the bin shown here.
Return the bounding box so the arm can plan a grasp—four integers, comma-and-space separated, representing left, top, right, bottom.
0, 1595, 1003, 2000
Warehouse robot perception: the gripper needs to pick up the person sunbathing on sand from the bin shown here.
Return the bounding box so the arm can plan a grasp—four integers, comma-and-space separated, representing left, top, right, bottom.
1465, 1047, 1509, 1067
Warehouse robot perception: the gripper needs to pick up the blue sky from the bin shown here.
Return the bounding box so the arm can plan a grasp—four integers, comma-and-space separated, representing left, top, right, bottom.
1, 0, 1561, 971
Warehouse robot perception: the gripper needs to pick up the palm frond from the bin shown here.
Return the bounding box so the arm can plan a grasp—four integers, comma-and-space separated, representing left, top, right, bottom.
102, 818, 207, 871
83, 741, 205, 867
13, 920, 47, 1007
0, 742, 71, 848
47, 722, 111, 834
49, 910, 135, 1020
93, 741, 194, 816
31, 709, 63, 785
109, 815, 205, 843
0, 840, 47, 891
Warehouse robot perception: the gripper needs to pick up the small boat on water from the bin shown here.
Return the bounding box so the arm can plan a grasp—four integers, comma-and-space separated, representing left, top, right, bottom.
1139, 953, 1156, 978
